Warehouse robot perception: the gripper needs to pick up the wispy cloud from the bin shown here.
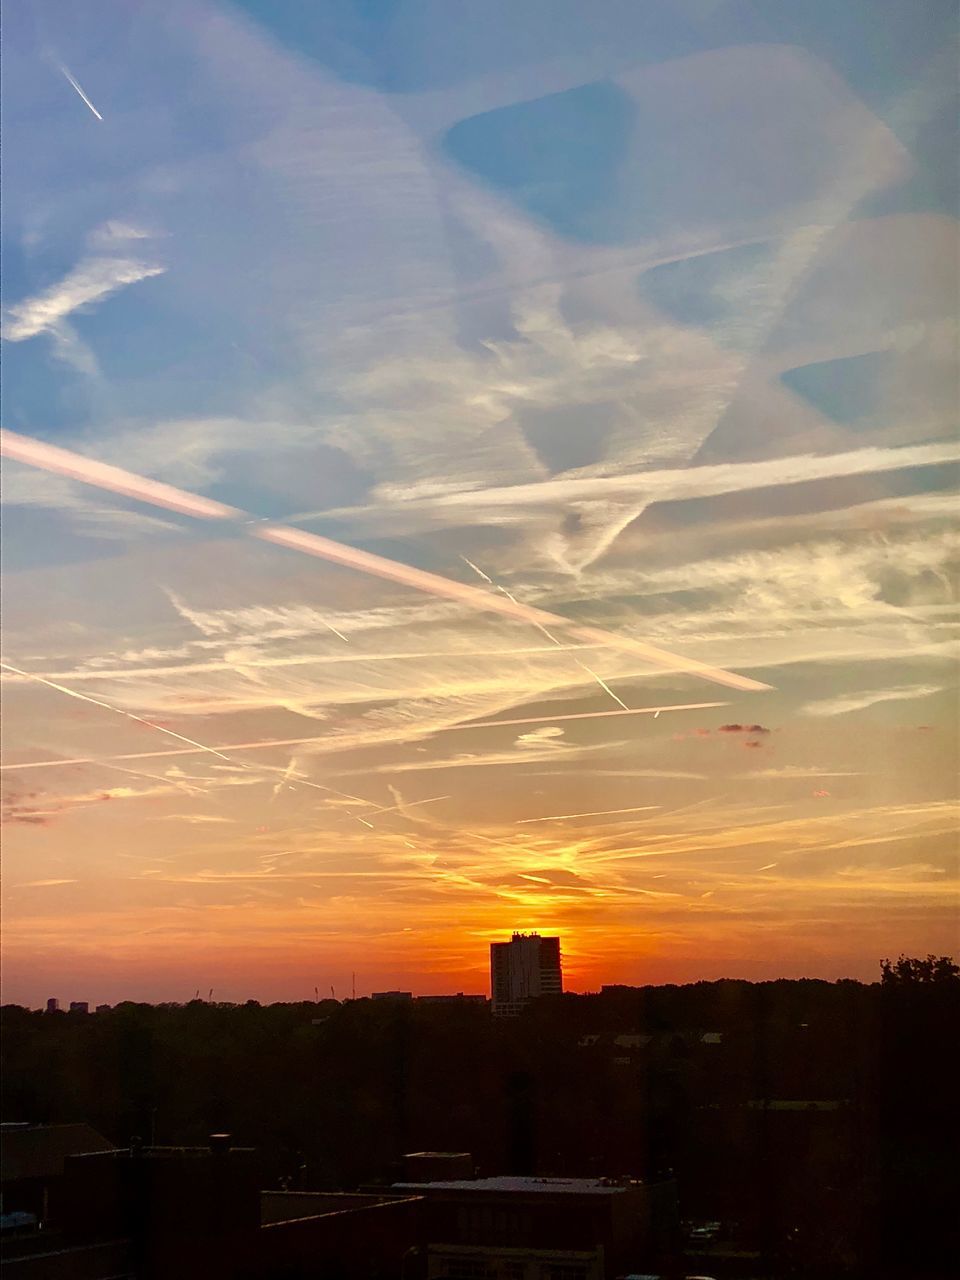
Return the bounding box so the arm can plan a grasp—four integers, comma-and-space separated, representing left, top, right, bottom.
10, 879, 79, 889
746, 766, 866, 779
801, 684, 943, 717
150, 814, 236, 825
312, 440, 960, 555
0, 428, 770, 692
88, 220, 154, 247
1, 782, 178, 827
4, 257, 164, 341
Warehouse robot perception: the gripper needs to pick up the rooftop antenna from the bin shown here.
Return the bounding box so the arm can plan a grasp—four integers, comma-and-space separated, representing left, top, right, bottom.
194, 989, 200, 1001
208, 988, 214, 1001
330, 985, 336, 1001
314, 986, 319, 1003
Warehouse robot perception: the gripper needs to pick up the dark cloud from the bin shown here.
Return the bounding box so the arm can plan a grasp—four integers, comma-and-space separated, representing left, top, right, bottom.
743, 740, 763, 749
719, 723, 770, 734
1, 787, 113, 827
5, 812, 51, 826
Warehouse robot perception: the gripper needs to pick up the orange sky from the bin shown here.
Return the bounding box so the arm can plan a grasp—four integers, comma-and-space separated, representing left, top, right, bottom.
2, 3, 958, 1007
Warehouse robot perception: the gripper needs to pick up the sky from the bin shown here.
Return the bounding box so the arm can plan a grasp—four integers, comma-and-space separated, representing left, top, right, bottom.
1, 0, 957, 1007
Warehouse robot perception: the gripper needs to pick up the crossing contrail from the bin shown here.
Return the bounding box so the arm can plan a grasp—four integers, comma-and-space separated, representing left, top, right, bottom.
0, 427, 772, 692
460, 556, 630, 710
0, 660, 237, 764
439, 702, 729, 731
0, 701, 730, 773
0, 659, 373, 807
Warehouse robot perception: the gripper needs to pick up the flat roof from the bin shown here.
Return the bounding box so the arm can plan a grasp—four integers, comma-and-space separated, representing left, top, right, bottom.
405, 1151, 472, 1158
392, 1175, 631, 1195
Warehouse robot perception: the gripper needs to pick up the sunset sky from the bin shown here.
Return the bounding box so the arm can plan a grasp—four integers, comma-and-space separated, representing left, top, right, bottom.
1, 0, 957, 1007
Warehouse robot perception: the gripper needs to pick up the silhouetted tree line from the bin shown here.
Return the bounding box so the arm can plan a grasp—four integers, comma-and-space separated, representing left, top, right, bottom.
3, 960, 957, 1278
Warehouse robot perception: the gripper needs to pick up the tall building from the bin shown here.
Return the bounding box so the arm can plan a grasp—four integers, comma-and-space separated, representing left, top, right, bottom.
490, 932, 562, 1016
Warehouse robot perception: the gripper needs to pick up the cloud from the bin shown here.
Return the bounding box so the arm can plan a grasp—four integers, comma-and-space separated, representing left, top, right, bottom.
746, 766, 865, 779
802, 684, 942, 717
527, 769, 709, 780
4, 256, 165, 341
718, 723, 770, 734
0, 780, 190, 828
835, 862, 949, 881
515, 725, 565, 749
10, 879, 78, 889
314, 441, 960, 570
88, 220, 155, 248
150, 813, 236, 825
333, 739, 619, 777
0, 427, 769, 694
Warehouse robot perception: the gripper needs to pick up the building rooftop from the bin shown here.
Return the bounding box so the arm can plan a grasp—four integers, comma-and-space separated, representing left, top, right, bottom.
0, 1124, 116, 1183
392, 1175, 638, 1195
404, 1151, 472, 1159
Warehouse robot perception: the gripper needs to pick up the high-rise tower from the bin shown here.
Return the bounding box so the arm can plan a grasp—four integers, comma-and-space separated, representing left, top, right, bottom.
490, 932, 562, 1016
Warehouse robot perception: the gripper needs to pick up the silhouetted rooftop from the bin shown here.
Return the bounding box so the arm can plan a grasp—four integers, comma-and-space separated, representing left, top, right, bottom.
1, 1124, 116, 1183
392, 1175, 643, 1195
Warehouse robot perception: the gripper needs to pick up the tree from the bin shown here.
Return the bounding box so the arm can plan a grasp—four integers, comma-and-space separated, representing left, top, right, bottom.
880, 954, 959, 986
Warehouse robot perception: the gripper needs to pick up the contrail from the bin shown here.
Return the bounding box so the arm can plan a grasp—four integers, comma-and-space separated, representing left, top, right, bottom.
518, 805, 661, 824
0, 658, 373, 808
342, 792, 450, 832
269, 757, 299, 803
440, 702, 729, 731
0, 427, 771, 692
0, 429, 241, 520
0, 660, 237, 764
0, 701, 730, 773
0, 643, 602, 684
363, 794, 451, 818
96, 760, 207, 799
58, 63, 103, 121
461, 556, 630, 710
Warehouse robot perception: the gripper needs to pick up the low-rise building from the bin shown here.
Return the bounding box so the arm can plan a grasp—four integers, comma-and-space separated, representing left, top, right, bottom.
390, 1174, 678, 1279
426, 1242, 603, 1280
404, 1152, 474, 1182
0, 1123, 116, 1224
416, 994, 488, 1006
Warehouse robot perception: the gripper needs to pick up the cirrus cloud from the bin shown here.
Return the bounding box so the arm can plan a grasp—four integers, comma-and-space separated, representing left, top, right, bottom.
801, 684, 942, 717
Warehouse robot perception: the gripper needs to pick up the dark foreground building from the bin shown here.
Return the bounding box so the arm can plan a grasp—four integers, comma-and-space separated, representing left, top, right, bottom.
0, 1123, 117, 1228
0, 1137, 422, 1280
390, 1173, 679, 1279
1, 1129, 677, 1280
